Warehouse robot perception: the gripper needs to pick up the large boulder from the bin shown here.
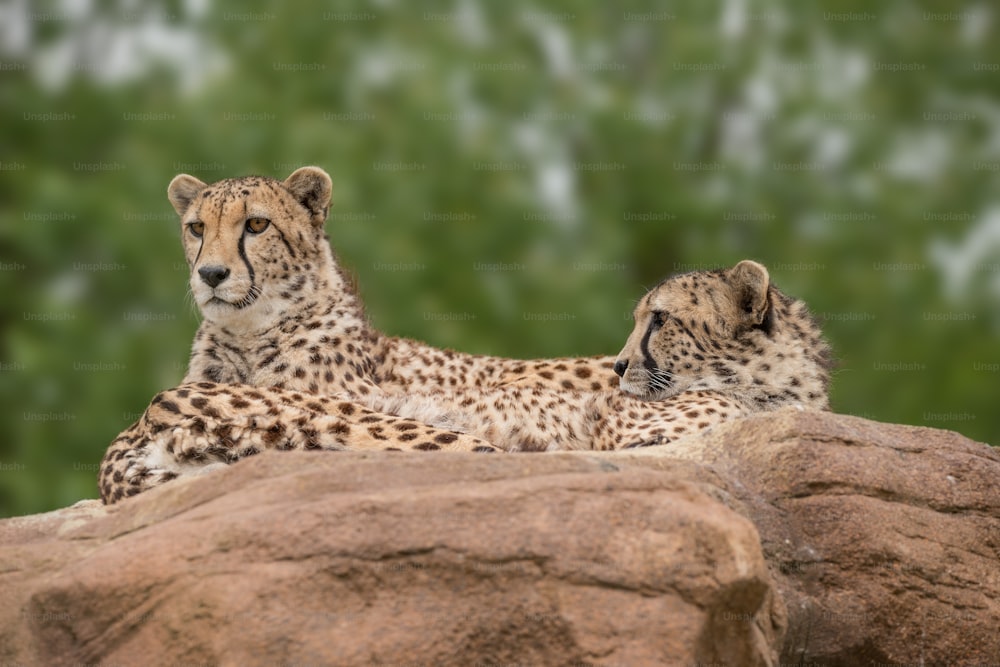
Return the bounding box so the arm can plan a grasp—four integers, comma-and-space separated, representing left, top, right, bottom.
1, 409, 997, 666
0, 451, 782, 666
631, 408, 1000, 665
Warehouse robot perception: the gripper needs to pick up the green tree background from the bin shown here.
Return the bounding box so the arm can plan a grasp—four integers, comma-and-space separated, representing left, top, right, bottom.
1, 0, 997, 517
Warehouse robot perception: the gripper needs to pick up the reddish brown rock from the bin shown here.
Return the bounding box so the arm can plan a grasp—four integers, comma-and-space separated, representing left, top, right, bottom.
0, 452, 781, 666
642, 408, 1000, 665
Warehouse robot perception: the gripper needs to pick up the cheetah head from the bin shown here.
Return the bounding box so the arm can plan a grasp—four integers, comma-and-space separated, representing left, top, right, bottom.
168, 167, 333, 329
613, 260, 830, 407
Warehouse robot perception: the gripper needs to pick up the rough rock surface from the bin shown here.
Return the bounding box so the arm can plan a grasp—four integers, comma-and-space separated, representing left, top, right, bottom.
631, 408, 1000, 665
1, 409, 997, 666
0, 452, 781, 666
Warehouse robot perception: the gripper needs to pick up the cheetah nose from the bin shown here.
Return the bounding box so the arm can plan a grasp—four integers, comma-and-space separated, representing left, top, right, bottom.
613, 359, 629, 377
198, 265, 230, 288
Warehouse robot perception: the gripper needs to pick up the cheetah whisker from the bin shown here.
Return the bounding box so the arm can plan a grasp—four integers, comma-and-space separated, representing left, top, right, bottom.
233, 284, 262, 310
184, 288, 200, 320
633, 367, 675, 394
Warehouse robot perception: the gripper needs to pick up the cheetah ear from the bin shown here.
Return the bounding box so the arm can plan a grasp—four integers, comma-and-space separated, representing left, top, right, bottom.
726, 260, 771, 326
284, 166, 332, 226
167, 174, 207, 218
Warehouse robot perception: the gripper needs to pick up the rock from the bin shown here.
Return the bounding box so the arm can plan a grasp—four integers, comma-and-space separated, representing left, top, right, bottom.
0, 452, 781, 667
629, 408, 1000, 665
2, 410, 997, 666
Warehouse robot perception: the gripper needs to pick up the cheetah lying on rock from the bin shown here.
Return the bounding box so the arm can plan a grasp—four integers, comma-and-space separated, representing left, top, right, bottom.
99, 166, 832, 503
359, 258, 833, 449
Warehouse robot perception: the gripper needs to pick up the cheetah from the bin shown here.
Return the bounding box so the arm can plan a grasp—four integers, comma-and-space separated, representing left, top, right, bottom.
355, 259, 833, 450
100, 166, 616, 503
169, 166, 617, 396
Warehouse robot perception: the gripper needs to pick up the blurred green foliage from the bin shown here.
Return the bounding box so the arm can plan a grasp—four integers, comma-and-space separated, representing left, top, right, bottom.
1, 0, 998, 517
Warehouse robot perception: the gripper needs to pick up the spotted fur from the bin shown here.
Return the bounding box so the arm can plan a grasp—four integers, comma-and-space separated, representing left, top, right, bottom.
100, 166, 832, 503
169, 167, 617, 396
99, 167, 615, 503
614, 260, 833, 410
357, 260, 834, 451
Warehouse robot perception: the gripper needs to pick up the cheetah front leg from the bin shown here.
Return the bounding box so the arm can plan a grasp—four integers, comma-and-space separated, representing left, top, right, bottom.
99, 382, 499, 504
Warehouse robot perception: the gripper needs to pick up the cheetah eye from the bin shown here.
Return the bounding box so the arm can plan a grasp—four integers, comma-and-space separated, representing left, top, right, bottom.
650, 311, 666, 329
245, 217, 270, 234
187, 221, 205, 238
